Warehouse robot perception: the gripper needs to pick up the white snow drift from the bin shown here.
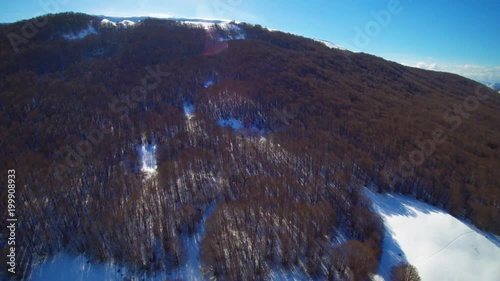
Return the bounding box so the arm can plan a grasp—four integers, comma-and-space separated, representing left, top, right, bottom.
365, 188, 500, 281
137, 143, 157, 174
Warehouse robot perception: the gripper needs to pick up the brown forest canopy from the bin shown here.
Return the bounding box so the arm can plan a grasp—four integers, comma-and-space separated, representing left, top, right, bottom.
0, 12, 499, 280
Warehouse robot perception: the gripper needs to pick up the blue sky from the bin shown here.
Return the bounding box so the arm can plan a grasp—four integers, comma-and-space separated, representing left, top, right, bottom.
1, 0, 499, 82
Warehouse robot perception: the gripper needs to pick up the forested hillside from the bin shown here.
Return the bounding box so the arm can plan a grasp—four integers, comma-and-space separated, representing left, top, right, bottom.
0, 13, 498, 280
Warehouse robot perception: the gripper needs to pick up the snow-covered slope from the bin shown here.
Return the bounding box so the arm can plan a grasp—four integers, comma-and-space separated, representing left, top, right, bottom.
365, 188, 500, 281
28, 254, 126, 281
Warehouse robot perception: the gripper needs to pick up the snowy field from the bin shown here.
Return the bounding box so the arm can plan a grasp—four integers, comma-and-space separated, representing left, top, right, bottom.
27, 254, 124, 281
365, 189, 500, 281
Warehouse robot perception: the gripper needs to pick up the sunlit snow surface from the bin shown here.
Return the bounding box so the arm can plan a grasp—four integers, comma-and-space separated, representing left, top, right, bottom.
28, 254, 124, 281
137, 143, 157, 173
100, 19, 117, 26
99, 17, 246, 41
119, 20, 135, 26
100, 18, 136, 27
365, 189, 500, 281
316, 39, 346, 50
203, 78, 215, 88
217, 118, 266, 135
183, 101, 195, 118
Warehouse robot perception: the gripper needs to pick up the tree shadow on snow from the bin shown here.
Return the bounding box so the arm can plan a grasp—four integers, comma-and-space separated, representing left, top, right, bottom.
364, 188, 440, 218
378, 227, 408, 280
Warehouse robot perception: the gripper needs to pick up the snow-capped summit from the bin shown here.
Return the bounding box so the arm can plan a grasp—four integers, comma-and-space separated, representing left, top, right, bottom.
96, 15, 349, 50
100, 18, 116, 26
97, 15, 234, 27
100, 18, 137, 27
119, 20, 136, 27
98, 16, 246, 41
316, 39, 346, 50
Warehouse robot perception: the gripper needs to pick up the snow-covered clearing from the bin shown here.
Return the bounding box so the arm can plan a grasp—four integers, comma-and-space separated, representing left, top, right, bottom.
27, 254, 126, 281
183, 101, 196, 118
62, 25, 97, 40
119, 20, 135, 27
137, 143, 157, 174
100, 18, 137, 27
316, 39, 346, 50
365, 188, 500, 281
100, 18, 117, 26
217, 118, 244, 130
99, 17, 245, 40
203, 78, 215, 88
216, 118, 266, 135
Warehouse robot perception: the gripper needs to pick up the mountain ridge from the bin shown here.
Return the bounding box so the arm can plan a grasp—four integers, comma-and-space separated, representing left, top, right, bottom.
0, 12, 499, 281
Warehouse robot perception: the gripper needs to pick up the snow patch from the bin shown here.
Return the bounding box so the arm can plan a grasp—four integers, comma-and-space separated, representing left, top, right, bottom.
217, 118, 244, 130
316, 39, 345, 50
100, 18, 117, 27
183, 20, 217, 29
204, 78, 215, 88
183, 101, 196, 119
119, 20, 135, 26
62, 25, 97, 40
98, 16, 245, 40
101, 18, 137, 27
137, 143, 157, 174
217, 118, 266, 135
27, 254, 124, 281
217, 22, 246, 41
188, 21, 245, 40
365, 188, 500, 281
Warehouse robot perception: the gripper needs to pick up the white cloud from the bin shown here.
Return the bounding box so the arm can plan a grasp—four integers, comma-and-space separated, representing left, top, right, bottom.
382, 53, 500, 83
147, 13, 173, 18
410, 61, 500, 83
416, 62, 438, 70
